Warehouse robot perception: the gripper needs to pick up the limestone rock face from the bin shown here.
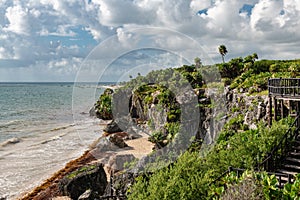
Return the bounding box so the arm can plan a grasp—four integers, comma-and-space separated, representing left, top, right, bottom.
148, 104, 167, 130
102, 172, 140, 198
108, 154, 136, 172
226, 87, 269, 129
131, 92, 148, 121
59, 163, 107, 200
112, 88, 132, 119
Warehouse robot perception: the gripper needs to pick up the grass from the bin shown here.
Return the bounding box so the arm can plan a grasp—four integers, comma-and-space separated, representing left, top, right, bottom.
66, 164, 97, 179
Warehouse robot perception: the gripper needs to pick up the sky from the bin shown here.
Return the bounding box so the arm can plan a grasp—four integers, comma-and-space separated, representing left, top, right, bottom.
0, 0, 300, 82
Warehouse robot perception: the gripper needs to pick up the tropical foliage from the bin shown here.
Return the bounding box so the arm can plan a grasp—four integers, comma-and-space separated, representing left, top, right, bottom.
128, 118, 294, 199
94, 52, 300, 199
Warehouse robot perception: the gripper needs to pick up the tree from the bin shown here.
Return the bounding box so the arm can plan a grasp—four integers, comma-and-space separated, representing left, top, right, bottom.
218, 45, 228, 63
244, 53, 258, 64
252, 53, 258, 61
194, 57, 202, 69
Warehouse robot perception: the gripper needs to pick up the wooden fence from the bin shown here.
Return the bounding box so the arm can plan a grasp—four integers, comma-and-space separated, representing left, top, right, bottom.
269, 78, 300, 96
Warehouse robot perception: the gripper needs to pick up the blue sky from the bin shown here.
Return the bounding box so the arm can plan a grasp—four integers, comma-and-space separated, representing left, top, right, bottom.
0, 0, 300, 82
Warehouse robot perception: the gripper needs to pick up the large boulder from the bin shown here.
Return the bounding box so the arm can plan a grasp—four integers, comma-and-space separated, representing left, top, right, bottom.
109, 134, 128, 148
148, 104, 167, 130
101, 171, 140, 198
112, 88, 132, 119
107, 154, 136, 173
104, 120, 122, 133
59, 163, 107, 200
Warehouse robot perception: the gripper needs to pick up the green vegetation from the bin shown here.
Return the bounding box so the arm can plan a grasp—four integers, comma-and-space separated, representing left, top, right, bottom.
217, 56, 300, 94
116, 65, 204, 147
94, 51, 300, 198
218, 45, 228, 63
66, 165, 96, 179
216, 171, 300, 200
95, 88, 113, 119
128, 118, 294, 199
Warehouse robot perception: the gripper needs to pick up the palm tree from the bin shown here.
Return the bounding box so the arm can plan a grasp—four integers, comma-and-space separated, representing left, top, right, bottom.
218, 45, 228, 63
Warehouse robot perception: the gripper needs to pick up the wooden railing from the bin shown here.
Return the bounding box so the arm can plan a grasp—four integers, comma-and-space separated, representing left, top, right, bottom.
269, 78, 300, 96
210, 167, 294, 188
257, 115, 300, 172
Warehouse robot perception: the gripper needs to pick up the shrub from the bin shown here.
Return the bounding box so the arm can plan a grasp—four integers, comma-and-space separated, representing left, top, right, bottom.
95, 88, 113, 119
128, 118, 293, 199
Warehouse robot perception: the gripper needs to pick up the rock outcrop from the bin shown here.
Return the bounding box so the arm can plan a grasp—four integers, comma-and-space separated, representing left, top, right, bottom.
109, 134, 128, 148
107, 154, 136, 173
104, 120, 122, 133
93, 88, 114, 120
226, 88, 269, 129
59, 163, 107, 200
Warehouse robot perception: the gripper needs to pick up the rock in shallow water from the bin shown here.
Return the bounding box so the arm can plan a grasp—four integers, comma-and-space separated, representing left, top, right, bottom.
0, 137, 21, 147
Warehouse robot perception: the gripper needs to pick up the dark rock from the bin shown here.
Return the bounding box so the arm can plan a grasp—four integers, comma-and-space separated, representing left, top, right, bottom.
59, 163, 107, 200
109, 135, 128, 148
257, 102, 266, 120
89, 106, 96, 117
0, 137, 21, 147
131, 94, 148, 121
104, 120, 122, 133
104, 172, 140, 198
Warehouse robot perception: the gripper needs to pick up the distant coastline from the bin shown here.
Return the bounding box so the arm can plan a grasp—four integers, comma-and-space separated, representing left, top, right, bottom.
0, 81, 117, 84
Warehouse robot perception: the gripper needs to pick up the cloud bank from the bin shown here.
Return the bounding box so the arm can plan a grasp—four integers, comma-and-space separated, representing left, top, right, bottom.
0, 0, 300, 81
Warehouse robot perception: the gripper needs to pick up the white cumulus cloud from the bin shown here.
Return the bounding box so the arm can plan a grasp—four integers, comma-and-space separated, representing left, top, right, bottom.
1, 0, 300, 81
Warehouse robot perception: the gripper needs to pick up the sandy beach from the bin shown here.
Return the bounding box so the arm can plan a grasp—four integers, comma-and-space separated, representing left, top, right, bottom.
19, 127, 154, 199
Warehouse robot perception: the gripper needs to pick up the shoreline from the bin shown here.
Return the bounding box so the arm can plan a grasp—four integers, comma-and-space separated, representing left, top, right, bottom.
0, 118, 106, 200
18, 125, 154, 199
19, 150, 96, 200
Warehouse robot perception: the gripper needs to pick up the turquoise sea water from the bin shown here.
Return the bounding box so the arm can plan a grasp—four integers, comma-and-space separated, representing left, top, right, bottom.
0, 82, 109, 199
0, 82, 106, 142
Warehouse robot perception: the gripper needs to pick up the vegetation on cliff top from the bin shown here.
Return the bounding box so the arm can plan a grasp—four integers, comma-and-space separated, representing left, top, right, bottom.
128, 118, 294, 199
94, 53, 300, 199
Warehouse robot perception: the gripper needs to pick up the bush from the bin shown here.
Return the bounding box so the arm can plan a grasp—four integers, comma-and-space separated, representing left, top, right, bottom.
95, 88, 113, 120
128, 118, 293, 199
219, 171, 300, 200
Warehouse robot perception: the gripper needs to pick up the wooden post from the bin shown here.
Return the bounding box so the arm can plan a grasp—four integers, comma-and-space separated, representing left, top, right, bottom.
269, 95, 272, 126
297, 101, 300, 129
274, 98, 278, 121
288, 100, 291, 115
281, 99, 284, 119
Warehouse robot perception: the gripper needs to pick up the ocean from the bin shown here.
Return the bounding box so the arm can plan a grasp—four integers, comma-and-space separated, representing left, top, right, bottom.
0, 82, 109, 199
